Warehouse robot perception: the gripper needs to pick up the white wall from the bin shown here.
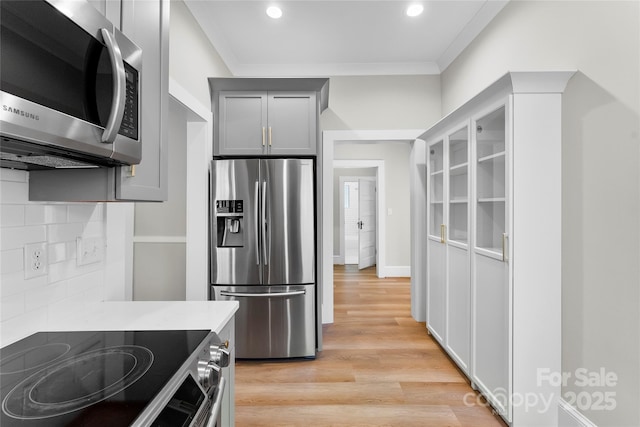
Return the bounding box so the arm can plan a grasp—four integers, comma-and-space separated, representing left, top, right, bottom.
441, 2, 640, 425
0, 169, 130, 346
321, 75, 441, 131
131, 0, 232, 300
169, 0, 232, 109
133, 101, 188, 301
333, 142, 412, 268
410, 139, 427, 322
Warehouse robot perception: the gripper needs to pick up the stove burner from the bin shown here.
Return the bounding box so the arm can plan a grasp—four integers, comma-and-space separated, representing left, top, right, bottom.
0, 343, 71, 375
2, 345, 153, 420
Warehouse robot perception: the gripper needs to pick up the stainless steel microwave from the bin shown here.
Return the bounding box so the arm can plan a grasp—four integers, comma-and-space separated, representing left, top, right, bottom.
0, 0, 142, 170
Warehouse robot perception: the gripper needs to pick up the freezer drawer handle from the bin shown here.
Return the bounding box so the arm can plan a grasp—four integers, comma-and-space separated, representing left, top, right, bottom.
220, 290, 306, 298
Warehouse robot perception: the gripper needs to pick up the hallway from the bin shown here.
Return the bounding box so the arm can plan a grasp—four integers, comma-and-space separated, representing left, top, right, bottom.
234, 265, 506, 426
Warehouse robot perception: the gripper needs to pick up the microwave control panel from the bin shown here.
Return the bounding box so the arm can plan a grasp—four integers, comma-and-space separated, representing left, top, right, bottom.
118, 63, 139, 140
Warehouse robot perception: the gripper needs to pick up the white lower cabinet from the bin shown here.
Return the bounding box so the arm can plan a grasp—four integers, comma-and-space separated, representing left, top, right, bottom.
472, 252, 510, 416
422, 71, 575, 426
426, 124, 471, 375
427, 239, 446, 343
446, 244, 470, 372
217, 317, 236, 427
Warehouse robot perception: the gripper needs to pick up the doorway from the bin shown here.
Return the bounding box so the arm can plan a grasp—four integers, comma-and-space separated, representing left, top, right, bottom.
339, 176, 377, 268
322, 130, 425, 324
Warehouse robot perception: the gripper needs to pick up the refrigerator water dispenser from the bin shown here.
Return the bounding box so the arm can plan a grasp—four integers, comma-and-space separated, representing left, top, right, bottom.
216, 200, 244, 247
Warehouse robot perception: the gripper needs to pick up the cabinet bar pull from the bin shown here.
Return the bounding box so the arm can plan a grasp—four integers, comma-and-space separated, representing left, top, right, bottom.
440, 224, 446, 243
262, 127, 266, 147
502, 233, 508, 262
268, 126, 272, 147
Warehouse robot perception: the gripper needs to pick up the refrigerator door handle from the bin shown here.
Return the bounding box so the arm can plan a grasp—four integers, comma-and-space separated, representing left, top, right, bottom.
254, 180, 260, 266
220, 290, 306, 298
261, 180, 268, 265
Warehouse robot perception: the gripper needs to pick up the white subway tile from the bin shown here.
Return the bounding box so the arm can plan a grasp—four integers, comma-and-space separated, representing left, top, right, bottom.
69, 204, 104, 223
68, 270, 104, 296
83, 284, 105, 303
47, 259, 75, 283
0, 249, 24, 274
48, 223, 83, 244
0, 169, 28, 183
25, 281, 68, 311
1, 292, 25, 321
0, 181, 28, 204
81, 221, 104, 238
48, 242, 69, 264
0, 226, 46, 251
0, 310, 48, 347
0, 272, 47, 298
0, 205, 25, 227
47, 292, 86, 322
25, 205, 68, 225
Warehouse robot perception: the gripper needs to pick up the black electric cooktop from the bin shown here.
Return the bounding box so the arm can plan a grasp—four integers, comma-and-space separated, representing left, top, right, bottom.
0, 330, 210, 426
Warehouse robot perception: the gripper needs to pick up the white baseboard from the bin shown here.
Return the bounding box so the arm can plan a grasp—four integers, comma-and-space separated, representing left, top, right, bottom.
333, 256, 344, 265
558, 399, 597, 427
384, 266, 411, 277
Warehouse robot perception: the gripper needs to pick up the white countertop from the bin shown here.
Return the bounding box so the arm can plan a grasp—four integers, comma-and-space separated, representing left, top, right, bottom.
1, 301, 238, 347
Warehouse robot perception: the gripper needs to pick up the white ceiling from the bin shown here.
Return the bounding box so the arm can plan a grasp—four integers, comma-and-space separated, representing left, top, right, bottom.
183, 0, 509, 77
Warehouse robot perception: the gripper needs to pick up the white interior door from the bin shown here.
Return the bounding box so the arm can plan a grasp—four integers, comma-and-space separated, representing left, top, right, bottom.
358, 178, 376, 270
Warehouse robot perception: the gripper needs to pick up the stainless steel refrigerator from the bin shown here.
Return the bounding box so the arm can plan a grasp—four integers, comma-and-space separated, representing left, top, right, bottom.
210, 158, 316, 358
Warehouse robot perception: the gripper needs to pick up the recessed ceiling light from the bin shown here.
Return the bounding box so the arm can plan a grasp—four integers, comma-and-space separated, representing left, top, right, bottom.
406, 4, 424, 17
266, 6, 283, 19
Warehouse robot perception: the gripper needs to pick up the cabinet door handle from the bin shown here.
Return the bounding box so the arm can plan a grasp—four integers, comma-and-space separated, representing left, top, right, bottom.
262, 127, 266, 147
502, 233, 509, 262
440, 224, 446, 243
268, 126, 272, 147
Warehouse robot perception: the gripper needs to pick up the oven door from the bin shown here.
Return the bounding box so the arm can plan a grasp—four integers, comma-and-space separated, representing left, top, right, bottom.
0, 0, 141, 165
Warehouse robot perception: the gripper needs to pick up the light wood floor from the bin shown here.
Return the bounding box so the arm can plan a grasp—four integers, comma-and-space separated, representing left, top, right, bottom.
235, 265, 507, 427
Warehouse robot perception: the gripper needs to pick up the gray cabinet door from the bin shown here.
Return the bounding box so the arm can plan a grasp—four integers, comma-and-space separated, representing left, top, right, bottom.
116, 0, 169, 201
217, 92, 268, 156
267, 92, 316, 155
216, 90, 317, 156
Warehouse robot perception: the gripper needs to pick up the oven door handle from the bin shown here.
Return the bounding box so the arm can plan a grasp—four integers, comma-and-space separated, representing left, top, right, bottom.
220, 290, 306, 298
205, 377, 226, 427
100, 28, 126, 144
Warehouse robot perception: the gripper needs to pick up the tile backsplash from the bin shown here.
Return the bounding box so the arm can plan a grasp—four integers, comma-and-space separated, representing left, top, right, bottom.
0, 168, 121, 344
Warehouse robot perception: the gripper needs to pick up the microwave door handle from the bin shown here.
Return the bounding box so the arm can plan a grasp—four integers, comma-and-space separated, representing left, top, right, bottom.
100, 28, 126, 144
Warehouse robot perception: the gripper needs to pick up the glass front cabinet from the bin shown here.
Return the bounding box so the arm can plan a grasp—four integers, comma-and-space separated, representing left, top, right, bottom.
421, 71, 575, 426
426, 124, 471, 375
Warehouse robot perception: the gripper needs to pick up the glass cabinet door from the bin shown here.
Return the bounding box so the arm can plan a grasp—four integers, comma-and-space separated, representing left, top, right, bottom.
448, 126, 469, 245
428, 140, 444, 240
475, 105, 506, 257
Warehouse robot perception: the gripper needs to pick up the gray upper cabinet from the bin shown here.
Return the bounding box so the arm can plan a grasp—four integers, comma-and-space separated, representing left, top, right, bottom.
267, 92, 316, 156
218, 92, 268, 156
210, 78, 330, 158
29, 0, 169, 202
217, 91, 317, 156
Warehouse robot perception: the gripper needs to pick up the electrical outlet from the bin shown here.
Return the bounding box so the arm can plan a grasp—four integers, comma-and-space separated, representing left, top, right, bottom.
77, 237, 104, 266
24, 242, 48, 279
